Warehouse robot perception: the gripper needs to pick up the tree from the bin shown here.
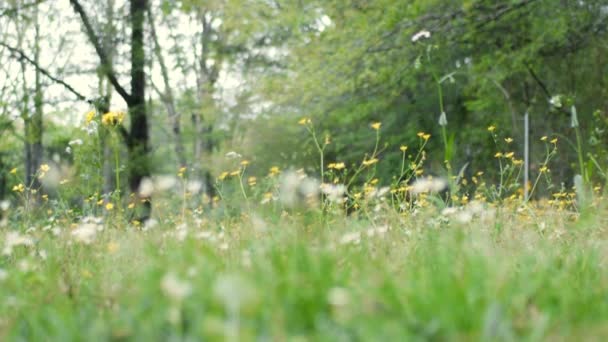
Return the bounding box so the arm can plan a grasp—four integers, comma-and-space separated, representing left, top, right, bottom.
70, 0, 151, 217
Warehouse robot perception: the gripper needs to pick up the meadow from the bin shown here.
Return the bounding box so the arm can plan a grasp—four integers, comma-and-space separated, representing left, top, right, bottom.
1, 119, 607, 341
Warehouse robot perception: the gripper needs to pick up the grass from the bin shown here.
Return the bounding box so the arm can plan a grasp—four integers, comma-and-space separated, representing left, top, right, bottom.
1, 195, 608, 341
1, 118, 606, 340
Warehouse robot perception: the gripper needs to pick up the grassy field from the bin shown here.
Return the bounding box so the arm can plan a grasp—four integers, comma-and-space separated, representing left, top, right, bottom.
1, 191, 607, 340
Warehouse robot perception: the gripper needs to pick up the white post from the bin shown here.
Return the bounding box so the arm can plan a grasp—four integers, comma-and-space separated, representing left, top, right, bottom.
524, 112, 530, 201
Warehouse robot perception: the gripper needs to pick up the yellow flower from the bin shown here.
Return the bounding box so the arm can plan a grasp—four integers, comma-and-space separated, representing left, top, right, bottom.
539, 166, 549, 173
39, 164, 50, 173
128, 202, 135, 209
487, 125, 496, 132
328, 162, 345, 170
269, 166, 281, 176
417, 132, 425, 138
248, 176, 257, 186
505, 137, 513, 143
101, 111, 125, 126
240, 160, 250, 166
512, 159, 523, 166
505, 152, 514, 159
229, 170, 240, 177
400, 145, 408, 152
9, 168, 17, 175
298, 117, 312, 125
12, 183, 24, 193
550, 138, 558, 144
85, 110, 96, 124
494, 152, 503, 158
423, 134, 431, 141
362, 158, 378, 167
97, 199, 104, 205
105, 203, 114, 211
370, 122, 381, 130
218, 171, 229, 180
540, 136, 547, 141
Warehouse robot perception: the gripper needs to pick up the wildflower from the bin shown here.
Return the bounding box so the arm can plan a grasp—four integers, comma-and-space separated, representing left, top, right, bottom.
549, 95, 562, 108
138, 177, 154, 197
261, 192, 274, 204
101, 111, 125, 126
411, 29, 431, 42
39, 164, 50, 173
539, 166, 549, 173
3, 232, 34, 256
161, 273, 192, 302
218, 171, 229, 181
105, 203, 114, 211
10, 168, 17, 175
438, 112, 447, 126
248, 176, 257, 186
550, 138, 558, 144
571, 105, 579, 128
327, 287, 350, 307
12, 184, 24, 193
85, 110, 96, 124
328, 162, 345, 170
487, 125, 496, 132
362, 158, 378, 167
320, 183, 346, 203
269, 166, 281, 176
177, 167, 187, 177
400, 145, 408, 152
186, 180, 202, 194
128, 202, 135, 209
71, 223, 100, 244
409, 177, 448, 194
505, 152, 514, 159
68, 139, 83, 146
423, 134, 431, 140
240, 160, 250, 166
540, 136, 548, 141
298, 117, 312, 125
512, 159, 523, 166
225, 151, 241, 159
505, 137, 513, 143
0, 200, 9, 211
339, 232, 361, 245
229, 170, 240, 177
494, 152, 503, 158
370, 122, 381, 130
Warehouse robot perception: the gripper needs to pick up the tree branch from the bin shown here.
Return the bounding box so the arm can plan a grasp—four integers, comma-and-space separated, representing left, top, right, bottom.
69, 0, 132, 104
0, 41, 90, 103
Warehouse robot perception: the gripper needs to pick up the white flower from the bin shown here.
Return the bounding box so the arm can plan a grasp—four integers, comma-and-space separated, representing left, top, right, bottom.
225, 151, 242, 159
68, 139, 83, 146
65, 146, 72, 154
154, 175, 178, 193
0, 268, 7, 281
327, 287, 350, 307
0, 200, 10, 211
549, 95, 562, 108
339, 232, 361, 245
161, 273, 192, 302
186, 180, 203, 194
320, 183, 346, 203
139, 177, 155, 197
3, 232, 34, 256
411, 29, 431, 42
410, 177, 448, 194
438, 112, 448, 126
71, 223, 98, 244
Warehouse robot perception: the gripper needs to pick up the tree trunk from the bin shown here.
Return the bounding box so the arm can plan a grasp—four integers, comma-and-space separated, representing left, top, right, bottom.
127, 0, 151, 218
